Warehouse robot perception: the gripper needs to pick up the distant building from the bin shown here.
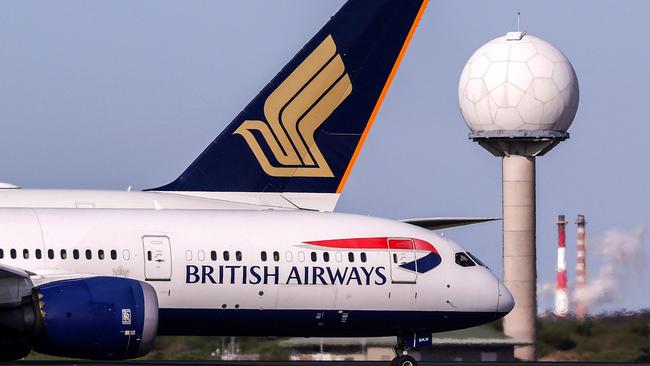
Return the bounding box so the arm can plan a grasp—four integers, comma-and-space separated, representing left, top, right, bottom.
279, 337, 394, 362
279, 325, 528, 362
420, 325, 530, 361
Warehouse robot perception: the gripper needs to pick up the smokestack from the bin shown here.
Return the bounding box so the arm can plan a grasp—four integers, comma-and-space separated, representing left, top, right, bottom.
576, 214, 587, 319
554, 215, 569, 317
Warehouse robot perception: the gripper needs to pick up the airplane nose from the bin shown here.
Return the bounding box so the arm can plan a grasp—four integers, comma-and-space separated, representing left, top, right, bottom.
496, 280, 515, 315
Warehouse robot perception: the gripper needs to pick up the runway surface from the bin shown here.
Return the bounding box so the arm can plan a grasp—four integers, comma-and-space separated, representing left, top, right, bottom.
10, 362, 646, 366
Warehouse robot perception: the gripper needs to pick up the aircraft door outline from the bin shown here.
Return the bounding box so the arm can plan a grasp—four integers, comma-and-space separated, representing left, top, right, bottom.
387, 238, 417, 284
142, 236, 172, 281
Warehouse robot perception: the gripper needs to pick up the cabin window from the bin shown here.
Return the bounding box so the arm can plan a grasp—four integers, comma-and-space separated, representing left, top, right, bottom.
0, 249, 3, 258
73, 249, 80, 260
310, 252, 317, 262
455, 252, 476, 267
185, 250, 193, 261
48, 249, 54, 260
285, 251, 292, 262
360, 252, 367, 263
98, 249, 105, 260
110, 250, 117, 260
85, 249, 92, 260
335, 252, 343, 262
273, 251, 280, 262
260, 251, 267, 262
147, 251, 153, 261
123, 249, 130, 261
23, 249, 29, 259
223, 251, 230, 261
35, 249, 42, 259
198, 250, 205, 261
297, 251, 305, 262
323, 252, 330, 262
393, 253, 398, 263
211, 250, 217, 261
60, 249, 67, 260
10, 249, 16, 259
348, 252, 355, 262
235, 251, 242, 261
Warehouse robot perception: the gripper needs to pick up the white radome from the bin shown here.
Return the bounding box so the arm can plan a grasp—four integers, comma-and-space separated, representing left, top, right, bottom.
458, 32, 579, 133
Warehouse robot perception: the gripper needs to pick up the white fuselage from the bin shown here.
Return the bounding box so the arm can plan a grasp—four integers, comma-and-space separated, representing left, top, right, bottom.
0, 208, 511, 336
0, 188, 337, 211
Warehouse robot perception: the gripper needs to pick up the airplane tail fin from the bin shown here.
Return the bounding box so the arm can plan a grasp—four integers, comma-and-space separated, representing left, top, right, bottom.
150, 0, 428, 196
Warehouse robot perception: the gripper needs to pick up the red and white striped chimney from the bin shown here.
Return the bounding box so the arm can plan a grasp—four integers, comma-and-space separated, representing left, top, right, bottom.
554, 215, 569, 317
576, 214, 587, 319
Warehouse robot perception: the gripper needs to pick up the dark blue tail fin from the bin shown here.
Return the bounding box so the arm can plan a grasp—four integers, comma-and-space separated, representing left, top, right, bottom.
150, 0, 428, 194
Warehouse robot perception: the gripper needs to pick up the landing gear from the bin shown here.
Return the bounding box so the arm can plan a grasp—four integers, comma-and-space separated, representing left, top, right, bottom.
391, 336, 417, 366
391, 355, 417, 366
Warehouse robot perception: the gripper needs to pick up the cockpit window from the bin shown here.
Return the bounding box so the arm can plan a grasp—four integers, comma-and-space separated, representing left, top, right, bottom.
467, 252, 487, 267
455, 252, 476, 267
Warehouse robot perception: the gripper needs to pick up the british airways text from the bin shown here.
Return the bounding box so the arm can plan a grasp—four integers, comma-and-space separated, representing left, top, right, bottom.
186, 265, 388, 286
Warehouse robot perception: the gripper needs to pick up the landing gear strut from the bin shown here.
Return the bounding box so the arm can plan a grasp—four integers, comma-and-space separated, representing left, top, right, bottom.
391, 336, 417, 366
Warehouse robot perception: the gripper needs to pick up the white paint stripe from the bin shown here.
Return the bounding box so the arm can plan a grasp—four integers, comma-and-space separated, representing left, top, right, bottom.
557, 247, 566, 270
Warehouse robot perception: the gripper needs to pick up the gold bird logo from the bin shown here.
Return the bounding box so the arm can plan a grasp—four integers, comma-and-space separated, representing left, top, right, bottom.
234, 35, 352, 178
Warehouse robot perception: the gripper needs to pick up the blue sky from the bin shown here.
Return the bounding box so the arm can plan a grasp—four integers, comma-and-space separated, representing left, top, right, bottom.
0, 1, 647, 312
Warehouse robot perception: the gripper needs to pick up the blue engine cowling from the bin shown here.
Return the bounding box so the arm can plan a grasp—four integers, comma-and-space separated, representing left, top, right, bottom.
33, 277, 158, 360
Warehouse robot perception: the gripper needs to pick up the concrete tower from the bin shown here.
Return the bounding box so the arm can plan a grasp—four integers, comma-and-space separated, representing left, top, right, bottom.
458, 31, 579, 360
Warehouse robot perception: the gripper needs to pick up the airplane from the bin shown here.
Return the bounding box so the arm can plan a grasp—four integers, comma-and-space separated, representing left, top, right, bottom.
0, 1, 514, 365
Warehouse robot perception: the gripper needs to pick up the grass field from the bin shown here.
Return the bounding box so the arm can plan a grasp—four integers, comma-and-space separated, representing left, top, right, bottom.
537, 310, 650, 362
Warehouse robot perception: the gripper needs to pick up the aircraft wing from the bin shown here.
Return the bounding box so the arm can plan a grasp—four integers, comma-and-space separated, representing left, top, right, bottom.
401, 217, 499, 230
0, 263, 35, 306
0, 263, 34, 279
0, 264, 94, 306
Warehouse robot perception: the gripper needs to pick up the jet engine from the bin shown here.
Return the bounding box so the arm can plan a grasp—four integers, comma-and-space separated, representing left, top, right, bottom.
0, 276, 158, 360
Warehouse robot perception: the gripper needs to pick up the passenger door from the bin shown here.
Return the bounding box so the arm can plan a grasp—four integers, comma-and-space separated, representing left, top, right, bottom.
142, 236, 172, 281
388, 238, 417, 284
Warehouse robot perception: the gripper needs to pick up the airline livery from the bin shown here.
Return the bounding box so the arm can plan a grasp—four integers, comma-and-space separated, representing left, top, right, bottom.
0, 1, 513, 365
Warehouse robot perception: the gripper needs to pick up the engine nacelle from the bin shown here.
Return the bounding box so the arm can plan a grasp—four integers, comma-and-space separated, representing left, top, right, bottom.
33, 277, 158, 360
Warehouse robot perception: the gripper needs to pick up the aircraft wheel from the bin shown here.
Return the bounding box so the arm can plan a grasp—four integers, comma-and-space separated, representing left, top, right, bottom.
392, 355, 417, 366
